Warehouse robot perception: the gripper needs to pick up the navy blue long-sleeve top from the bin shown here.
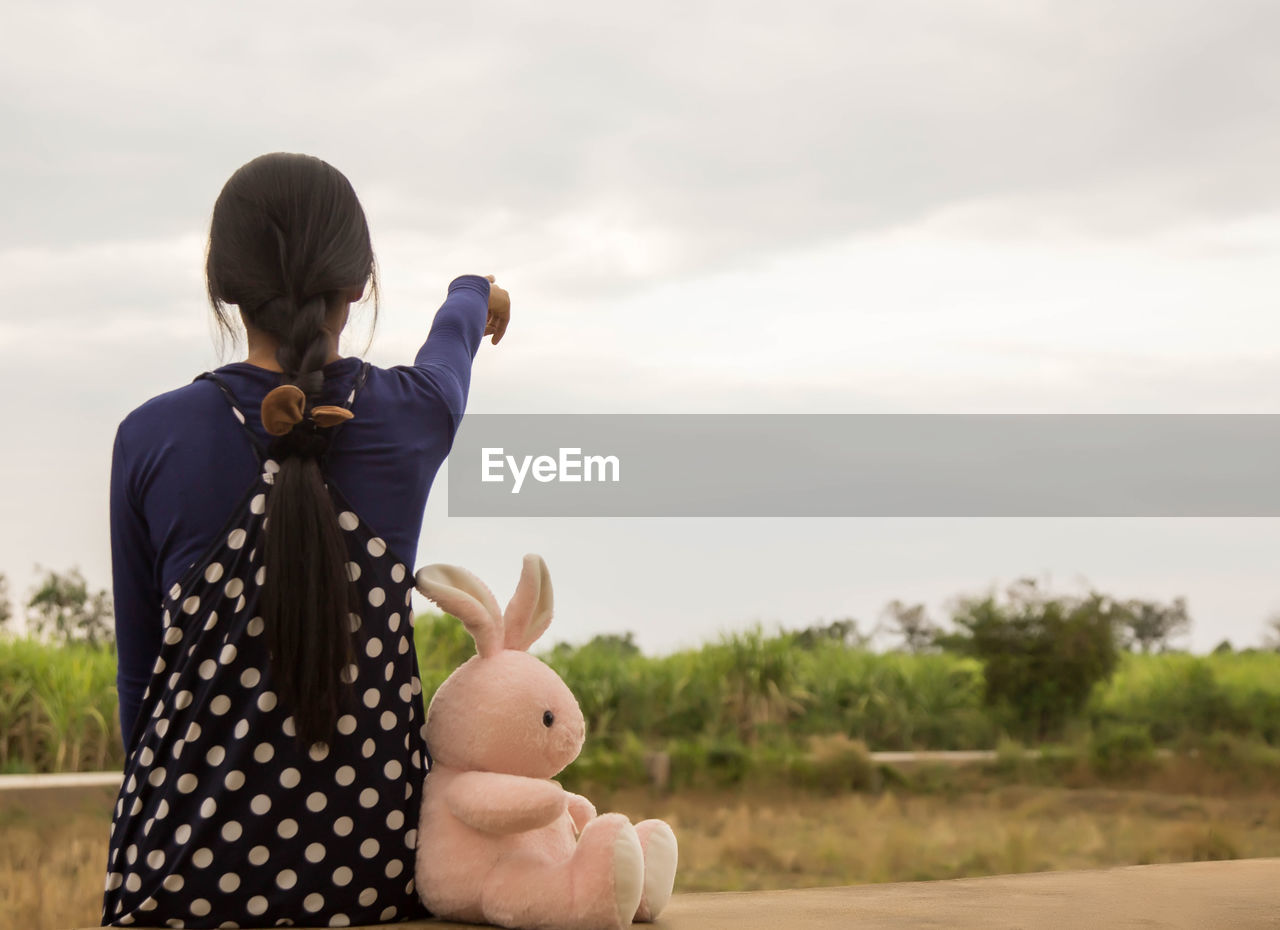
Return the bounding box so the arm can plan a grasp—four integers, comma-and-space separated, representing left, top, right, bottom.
109, 274, 489, 750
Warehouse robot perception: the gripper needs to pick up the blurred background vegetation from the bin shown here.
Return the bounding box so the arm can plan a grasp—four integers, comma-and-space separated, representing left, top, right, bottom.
2, 567, 1278, 786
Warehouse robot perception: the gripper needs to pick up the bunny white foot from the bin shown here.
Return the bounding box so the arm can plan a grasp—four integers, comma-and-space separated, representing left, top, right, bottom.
632, 819, 678, 922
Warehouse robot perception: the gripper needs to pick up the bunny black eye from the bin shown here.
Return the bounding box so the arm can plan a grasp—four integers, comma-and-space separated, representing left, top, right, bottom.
542, 710, 555, 728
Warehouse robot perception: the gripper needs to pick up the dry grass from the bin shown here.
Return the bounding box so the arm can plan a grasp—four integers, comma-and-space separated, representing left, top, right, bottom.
6, 781, 1280, 928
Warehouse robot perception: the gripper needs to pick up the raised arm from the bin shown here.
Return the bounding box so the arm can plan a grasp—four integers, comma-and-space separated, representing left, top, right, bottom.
444, 771, 568, 834
109, 424, 162, 754
393, 274, 490, 438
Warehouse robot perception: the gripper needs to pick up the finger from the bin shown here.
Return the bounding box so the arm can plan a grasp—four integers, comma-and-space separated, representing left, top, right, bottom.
485, 274, 495, 282
493, 312, 509, 344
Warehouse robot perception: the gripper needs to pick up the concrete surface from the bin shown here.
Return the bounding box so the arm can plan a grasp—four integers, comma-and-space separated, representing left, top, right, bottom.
84, 858, 1280, 929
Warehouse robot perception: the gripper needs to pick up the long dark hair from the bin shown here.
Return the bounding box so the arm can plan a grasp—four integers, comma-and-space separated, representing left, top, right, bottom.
205, 152, 378, 746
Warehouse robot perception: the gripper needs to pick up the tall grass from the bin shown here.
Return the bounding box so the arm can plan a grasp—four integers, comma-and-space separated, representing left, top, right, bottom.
3, 622, 1279, 775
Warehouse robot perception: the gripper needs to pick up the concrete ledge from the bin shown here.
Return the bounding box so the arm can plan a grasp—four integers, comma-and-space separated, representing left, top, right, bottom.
87, 858, 1280, 929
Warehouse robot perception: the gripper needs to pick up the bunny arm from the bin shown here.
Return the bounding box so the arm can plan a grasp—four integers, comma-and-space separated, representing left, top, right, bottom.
445, 771, 570, 835
566, 792, 597, 833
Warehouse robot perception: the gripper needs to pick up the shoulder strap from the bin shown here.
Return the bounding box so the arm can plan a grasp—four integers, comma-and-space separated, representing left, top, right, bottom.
194, 372, 267, 463
320, 361, 372, 467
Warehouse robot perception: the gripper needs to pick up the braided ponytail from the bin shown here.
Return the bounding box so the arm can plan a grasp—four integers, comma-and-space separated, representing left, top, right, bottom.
205, 153, 378, 748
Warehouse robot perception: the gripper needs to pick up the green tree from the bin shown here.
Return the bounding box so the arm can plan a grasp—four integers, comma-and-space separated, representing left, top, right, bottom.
881, 599, 938, 653
0, 573, 11, 630
1120, 597, 1191, 653
792, 617, 869, 650
1263, 613, 1280, 652
937, 579, 1122, 741
25, 566, 114, 647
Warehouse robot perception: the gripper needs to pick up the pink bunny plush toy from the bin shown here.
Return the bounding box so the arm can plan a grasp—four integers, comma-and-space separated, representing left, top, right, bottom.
412, 554, 678, 930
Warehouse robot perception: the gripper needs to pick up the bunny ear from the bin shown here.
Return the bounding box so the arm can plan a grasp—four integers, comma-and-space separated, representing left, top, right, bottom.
504, 554, 554, 651
415, 564, 505, 658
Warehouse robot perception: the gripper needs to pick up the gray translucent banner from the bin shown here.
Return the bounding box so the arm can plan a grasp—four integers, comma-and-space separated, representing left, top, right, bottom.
446, 415, 1279, 517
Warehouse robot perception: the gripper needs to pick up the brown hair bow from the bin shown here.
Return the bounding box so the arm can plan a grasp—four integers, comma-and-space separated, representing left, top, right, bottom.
261, 384, 354, 436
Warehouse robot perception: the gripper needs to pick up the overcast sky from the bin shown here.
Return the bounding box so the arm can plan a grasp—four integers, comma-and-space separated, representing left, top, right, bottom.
2, 0, 1278, 653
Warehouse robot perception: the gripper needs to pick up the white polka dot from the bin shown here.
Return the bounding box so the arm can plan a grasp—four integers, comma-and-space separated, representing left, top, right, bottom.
248, 845, 270, 865
309, 742, 330, 761
365, 638, 383, 658
391, 563, 405, 583
282, 715, 296, 737
384, 759, 402, 779
221, 821, 242, 842
336, 714, 356, 735
359, 787, 379, 808
125, 873, 141, 892
175, 824, 191, 844
388, 612, 401, 633
277, 818, 299, 839
345, 561, 361, 582
235, 594, 246, 614
276, 869, 297, 890
224, 770, 245, 790
168, 672, 181, 690
182, 595, 201, 614
250, 494, 266, 514
258, 692, 277, 712
385, 810, 404, 830
330, 915, 351, 927
163, 627, 183, 645
380, 711, 396, 730
190, 899, 211, 918
399, 683, 412, 703
251, 793, 272, 815
404, 828, 418, 849
233, 719, 249, 739
153, 719, 168, 738
338, 512, 358, 531
380, 906, 397, 920
200, 797, 217, 818
169, 583, 182, 600
362, 687, 380, 708
210, 695, 231, 716
367, 537, 386, 557
203, 562, 224, 584
340, 663, 358, 683
163, 874, 184, 892
306, 791, 328, 812
148, 767, 167, 787
304, 893, 325, 912
359, 838, 379, 858
153, 656, 166, 674
361, 738, 376, 758
332, 866, 353, 887
156, 799, 172, 821
147, 849, 166, 869
358, 888, 377, 907
219, 872, 240, 893
275, 766, 300, 789
398, 636, 409, 654
404, 781, 413, 799
247, 616, 265, 636
174, 690, 192, 710
105, 871, 123, 891
185, 722, 201, 742
247, 896, 268, 916
385, 858, 404, 878
384, 661, 395, 681
333, 816, 353, 836
332, 765, 355, 787
227, 528, 247, 549
177, 773, 198, 794
220, 644, 238, 665
305, 842, 326, 863
240, 667, 261, 687
224, 578, 244, 599
198, 659, 217, 679
138, 896, 157, 911
192, 847, 213, 868
255, 566, 266, 586
368, 587, 385, 607
203, 611, 218, 631
405, 588, 412, 606
139, 747, 154, 766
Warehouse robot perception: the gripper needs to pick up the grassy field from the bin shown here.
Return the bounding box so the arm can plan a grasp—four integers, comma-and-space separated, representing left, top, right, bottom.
6, 760, 1280, 930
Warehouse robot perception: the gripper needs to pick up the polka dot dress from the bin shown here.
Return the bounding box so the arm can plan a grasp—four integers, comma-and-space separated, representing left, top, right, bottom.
102, 366, 432, 929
